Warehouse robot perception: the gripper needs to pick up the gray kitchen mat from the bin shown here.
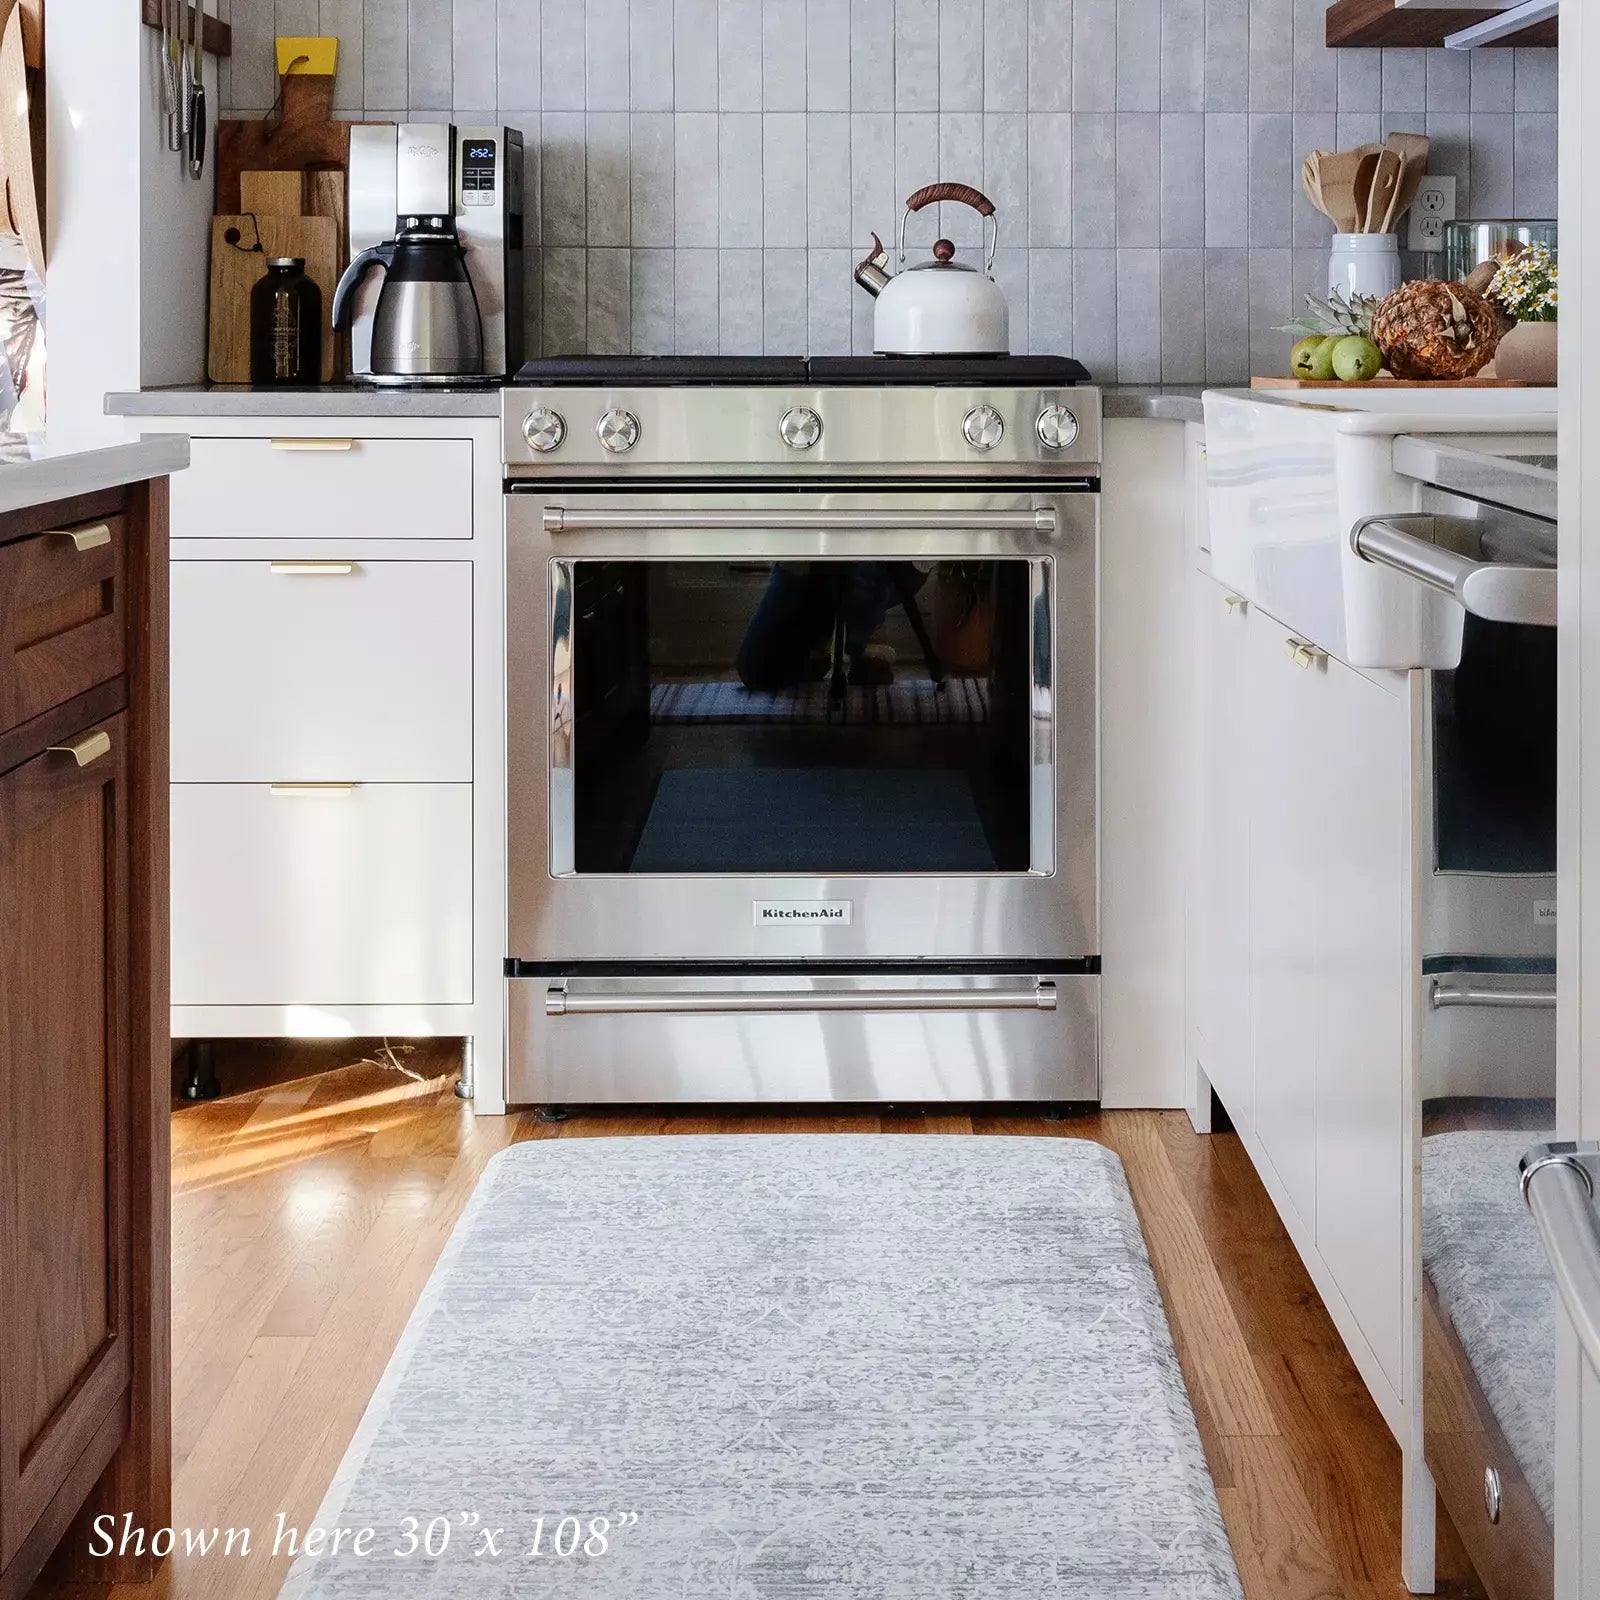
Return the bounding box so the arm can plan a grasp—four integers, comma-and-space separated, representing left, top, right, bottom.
1422, 1128, 1558, 1523
283, 1136, 1244, 1599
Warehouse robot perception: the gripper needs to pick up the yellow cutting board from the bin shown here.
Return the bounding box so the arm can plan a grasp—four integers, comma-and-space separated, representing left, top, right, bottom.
207, 212, 338, 384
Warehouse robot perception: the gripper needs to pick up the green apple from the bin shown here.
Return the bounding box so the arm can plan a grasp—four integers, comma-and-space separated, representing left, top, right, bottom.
1331, 335, 1382, 382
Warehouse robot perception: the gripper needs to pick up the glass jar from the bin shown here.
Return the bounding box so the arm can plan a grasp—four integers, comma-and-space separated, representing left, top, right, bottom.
1443, 221, 1558, 284
250, 257, 324, 386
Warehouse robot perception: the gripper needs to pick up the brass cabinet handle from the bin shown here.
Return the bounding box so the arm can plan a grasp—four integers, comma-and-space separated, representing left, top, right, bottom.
268, 561, 357, 576
1284, 636, 1327, 669
47, 730, 112, 767
268, 782, 360, 797
1223, 594, 1247, 613
270, 438, 355, 452
52, 523, 112, 552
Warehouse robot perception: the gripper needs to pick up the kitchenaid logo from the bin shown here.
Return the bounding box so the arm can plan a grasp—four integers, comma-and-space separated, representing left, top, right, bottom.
753, 900, 853, 926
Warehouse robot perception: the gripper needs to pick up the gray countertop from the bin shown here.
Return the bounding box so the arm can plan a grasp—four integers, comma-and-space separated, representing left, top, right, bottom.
1392, 432, 1558, 521
106, 384, 503, 418
0, 437, 190, 514
107, 382, 1209, 425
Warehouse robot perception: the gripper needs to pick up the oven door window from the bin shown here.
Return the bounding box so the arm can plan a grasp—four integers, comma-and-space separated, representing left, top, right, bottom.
554, 558, 1052, 875
1433, 614, 1556, 875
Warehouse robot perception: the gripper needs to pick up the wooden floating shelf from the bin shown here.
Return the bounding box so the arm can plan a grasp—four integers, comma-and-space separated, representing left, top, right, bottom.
1325, 0, 1557, 47
140, 0, 231, 58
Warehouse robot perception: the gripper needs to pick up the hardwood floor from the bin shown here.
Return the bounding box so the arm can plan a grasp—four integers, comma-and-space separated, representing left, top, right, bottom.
35, 1051, 1484, 1600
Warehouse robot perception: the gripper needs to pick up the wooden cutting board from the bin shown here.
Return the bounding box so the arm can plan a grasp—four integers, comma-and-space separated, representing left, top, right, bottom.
207, 213, 339, 383
1252, 376, 1533, 389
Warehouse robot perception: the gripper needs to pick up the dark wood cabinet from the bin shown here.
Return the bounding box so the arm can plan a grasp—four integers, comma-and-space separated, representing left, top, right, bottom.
0, 463, 171, 1599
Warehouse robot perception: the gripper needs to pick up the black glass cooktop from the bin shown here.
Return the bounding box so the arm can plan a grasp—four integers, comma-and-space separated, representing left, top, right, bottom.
515, 354, 1092, 386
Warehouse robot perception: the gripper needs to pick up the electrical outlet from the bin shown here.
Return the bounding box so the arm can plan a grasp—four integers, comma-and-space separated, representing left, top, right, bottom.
1406, 175, 1457, 253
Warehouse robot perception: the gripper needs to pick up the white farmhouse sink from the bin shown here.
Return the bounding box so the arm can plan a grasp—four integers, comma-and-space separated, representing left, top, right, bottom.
1202, 389, 1556, 668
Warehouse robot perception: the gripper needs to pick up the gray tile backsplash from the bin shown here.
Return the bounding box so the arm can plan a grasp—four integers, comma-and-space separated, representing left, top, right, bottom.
224, 0, 1557, 380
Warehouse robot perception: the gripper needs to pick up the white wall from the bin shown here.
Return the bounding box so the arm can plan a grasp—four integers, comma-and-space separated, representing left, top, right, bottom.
45, 4, 213, 452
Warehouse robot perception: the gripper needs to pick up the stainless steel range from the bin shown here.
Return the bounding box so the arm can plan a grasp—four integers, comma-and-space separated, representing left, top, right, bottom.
502, 356, 1102, 1105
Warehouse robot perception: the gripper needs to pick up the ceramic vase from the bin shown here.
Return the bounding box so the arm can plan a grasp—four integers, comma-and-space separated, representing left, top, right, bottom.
1494, 320, 1558, 385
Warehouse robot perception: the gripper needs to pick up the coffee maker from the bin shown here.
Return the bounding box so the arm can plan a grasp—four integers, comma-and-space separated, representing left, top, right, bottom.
345, 122, 524, 382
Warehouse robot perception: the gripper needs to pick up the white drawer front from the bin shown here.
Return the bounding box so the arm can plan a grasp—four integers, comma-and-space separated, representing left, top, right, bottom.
172, 784, 473, 1006
171, 560, 472, 782
171, 437, 473, 540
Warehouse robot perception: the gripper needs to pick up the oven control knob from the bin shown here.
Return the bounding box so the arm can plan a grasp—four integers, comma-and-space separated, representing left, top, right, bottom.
1036, 404, 1080, 451
522, 406, 567, 453
597, 407, 641, 453
962, 404, 1005, 451
779, 406, 823, 450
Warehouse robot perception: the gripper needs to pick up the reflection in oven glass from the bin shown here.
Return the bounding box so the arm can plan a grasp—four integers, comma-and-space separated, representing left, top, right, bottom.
569, 559, 1041, 874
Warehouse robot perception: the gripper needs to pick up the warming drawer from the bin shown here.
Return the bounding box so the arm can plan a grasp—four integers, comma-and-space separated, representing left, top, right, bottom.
509, 971, 1099, 1104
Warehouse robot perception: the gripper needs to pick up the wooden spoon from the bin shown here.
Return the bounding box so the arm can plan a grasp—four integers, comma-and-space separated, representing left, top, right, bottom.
1350, 150, 1380, 234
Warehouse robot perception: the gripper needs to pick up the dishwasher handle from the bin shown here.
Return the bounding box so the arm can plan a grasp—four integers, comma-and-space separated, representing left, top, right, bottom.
546, 983, 1058, 1017
542, 506, 1057, 535
1351, 513, 1556, 628
1521, 1143, 1600, 1377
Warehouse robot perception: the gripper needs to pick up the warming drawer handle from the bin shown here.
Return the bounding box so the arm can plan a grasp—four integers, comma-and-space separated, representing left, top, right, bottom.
1429, 977, 1557, 1011
271, 437, 355, 452
46, 730, 111, 767
269, 782, 360, 797
1350, 513, 1557, 628
269, 560, 358, 576
51, 522, 112, 553
541, 506, 1058, 535
545, 983, 1059, 1017
1521, 1143, 1600, 1377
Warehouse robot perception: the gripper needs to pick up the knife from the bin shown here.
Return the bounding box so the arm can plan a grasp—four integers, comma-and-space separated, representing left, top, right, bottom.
178, 0, 193, 152
188, 0, 206, 179
162, 0, 181, 151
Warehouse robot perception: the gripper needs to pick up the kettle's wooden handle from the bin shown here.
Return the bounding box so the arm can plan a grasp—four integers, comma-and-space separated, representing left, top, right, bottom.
904, 182, 996, 218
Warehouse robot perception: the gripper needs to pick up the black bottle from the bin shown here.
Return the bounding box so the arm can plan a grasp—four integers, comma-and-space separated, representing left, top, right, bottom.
250, 257, 323, 385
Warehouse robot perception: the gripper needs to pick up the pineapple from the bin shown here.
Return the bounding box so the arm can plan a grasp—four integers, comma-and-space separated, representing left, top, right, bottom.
1371, 280, 1501, 380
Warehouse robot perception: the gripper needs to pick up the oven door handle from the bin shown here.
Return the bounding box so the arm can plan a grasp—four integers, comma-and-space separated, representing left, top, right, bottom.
542, 506, 1058, 535
545, 983, 1059, 1017
1429, 976, 1557, 1011
1350, 513, 1556, 627
1521, 1143, 1600, 1378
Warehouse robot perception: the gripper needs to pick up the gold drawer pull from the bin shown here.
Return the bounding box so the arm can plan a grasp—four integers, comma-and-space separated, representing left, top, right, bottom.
47, 730, 112, 767
1223, 594, 1247, 613
1284, 636, 1327, 669
269, 560, 357, 576
52, 523, 112, 552
270, 437, 355, 452
269, 782, 360, 797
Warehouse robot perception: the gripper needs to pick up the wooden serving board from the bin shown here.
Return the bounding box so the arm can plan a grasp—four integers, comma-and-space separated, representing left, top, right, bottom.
207, 213, 339, 383
1253, 375, 1533, 389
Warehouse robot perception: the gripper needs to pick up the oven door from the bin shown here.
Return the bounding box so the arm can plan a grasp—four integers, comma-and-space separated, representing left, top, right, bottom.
506, 484, 1098, 964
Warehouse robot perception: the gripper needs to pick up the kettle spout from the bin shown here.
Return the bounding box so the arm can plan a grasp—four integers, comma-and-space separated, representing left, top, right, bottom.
854, 232, 890, 299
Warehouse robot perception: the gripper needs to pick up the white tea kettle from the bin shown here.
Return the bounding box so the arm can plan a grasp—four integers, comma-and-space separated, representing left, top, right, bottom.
854, 183, 1009, 356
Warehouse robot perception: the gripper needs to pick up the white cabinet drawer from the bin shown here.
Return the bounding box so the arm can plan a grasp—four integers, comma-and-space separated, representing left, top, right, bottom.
171, 437, 473, 541
170, 560, 472, 782
172, 783, 472, 1006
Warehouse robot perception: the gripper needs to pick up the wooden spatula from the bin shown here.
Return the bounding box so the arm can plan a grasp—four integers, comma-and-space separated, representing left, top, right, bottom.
1383, 132, 1430, 232
1364, 149, 1402, 233
1314, 150, 1364, 234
